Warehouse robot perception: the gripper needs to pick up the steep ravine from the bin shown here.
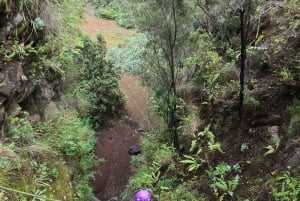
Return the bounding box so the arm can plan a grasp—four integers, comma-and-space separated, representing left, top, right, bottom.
79, 12, 154, 200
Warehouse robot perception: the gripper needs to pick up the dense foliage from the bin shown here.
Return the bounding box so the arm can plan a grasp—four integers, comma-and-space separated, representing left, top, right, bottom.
1, 0, 300, 200
96, 0, 300, 200
0, 0, 122, 200
70, 35, 124, 127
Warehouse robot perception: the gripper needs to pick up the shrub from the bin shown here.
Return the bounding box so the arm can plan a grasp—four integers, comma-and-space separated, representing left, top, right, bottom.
270, 171, 300, 201
208, 162, 241, 199
8, 111, 34, 145
38, 111, 98, 200
93, 0, 135, 28
107, 33, 148, 73
74, 35, 124, 126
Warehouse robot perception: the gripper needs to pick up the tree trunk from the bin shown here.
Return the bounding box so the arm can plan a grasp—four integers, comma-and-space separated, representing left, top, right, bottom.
169, 0, 179, 150
239, 9, 247, 121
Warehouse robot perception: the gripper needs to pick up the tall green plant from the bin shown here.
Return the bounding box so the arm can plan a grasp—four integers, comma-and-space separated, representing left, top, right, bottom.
74, 35, 123, 126
208, 163, 241, 199
129, 0, 191, 150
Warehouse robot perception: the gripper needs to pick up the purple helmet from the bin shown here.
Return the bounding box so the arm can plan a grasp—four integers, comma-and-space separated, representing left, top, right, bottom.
134, 189, 152, 201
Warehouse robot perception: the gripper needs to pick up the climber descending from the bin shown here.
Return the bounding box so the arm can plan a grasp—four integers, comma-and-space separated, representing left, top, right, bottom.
134, 189, 153, 201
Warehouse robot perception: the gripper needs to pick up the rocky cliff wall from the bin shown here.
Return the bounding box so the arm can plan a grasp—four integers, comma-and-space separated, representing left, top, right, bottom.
0, 0, 60, 133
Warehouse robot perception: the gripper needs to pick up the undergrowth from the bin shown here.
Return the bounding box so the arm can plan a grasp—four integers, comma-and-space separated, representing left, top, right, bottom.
0, 0, 112, 200
91, 0, 134, 28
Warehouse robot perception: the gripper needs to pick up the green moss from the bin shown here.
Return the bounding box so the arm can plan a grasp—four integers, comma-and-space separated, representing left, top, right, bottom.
0, 149, 74, 201
0, 0, 10, 13
46, 161, 74, 200
6, 170, 36, 200
16, 22, 27, 36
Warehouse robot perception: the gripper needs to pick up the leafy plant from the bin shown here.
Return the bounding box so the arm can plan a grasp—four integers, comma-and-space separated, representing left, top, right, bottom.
107, 33, 148, 73
93, 0, 134, 28
240, 143, 249, 152
280, 67, 293, 81
244, 95, 260, 107
208, 163, 241, 199
8, 111, 34, 144
180, 125, 223, 172
159, 182, 204, 201
74, 35, 124, 126
264, 139, 280, 156
271, 171, 300, 201
180, 154, 205, 172
37, 111, 98, 200
4, 41, 37, 61
198, 124, 224, 153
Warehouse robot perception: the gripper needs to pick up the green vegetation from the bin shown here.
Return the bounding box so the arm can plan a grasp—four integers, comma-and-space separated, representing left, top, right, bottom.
208, 162, 241, 199
92, 0, 134, 28
287, 99, 300, 137
180, 125, 224, 172
240, 143, 249, 152
1, 0, 300, 201
107, 33, 148, 73
269, 171, 300, 201
71, 35, 124, 127
120, 0, 300, 200
0, 0, 121, 200
1, 110, 97, 200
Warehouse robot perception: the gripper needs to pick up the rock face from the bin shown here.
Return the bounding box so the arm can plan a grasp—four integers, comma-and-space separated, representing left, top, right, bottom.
0, 6, 60, 131
0, 58, 60, 128
287, 148, 300, 172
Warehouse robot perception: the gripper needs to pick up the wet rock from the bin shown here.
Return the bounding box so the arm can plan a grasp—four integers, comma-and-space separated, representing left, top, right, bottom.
0, 72, 4, 81
287, 148, 300, 172
8, 102, 21, 114
108, 196, 119, 201
219, 68, 239, 84
44, 101, 59, 120
37, 80, 56, 101
267, 126, 281, 144
128, 145, 141, 155
0, 13, 24, 40
0, 107, 5, 122
0, 62, 23, 97
0, 93, 7, 105
29, 114, 41, 127
15, 81, 35, 103
138, 128, 146, 132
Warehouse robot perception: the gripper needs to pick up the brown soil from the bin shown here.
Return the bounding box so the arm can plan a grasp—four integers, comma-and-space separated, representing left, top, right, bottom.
78, 13, 134, 49
91, 119, 140, 200
92, 74, 155, 200
78, 12, 154, 200
120, 73, 155, 131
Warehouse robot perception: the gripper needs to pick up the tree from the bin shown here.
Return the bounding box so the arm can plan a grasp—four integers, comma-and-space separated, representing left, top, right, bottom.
238, 0, 252, 121
131, 0, 190, 150
193, 0, 256, 120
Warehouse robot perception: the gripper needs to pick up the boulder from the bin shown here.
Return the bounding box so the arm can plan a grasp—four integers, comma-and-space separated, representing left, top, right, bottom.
108, 196, 119, 201
287, 148, 300, 172
0, 107, 5, 122
128, 145, 142, 155
29, 114, 41, 127
0, 93, 7, 105
0, 13, 24, 40
267, 126, 280, 145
